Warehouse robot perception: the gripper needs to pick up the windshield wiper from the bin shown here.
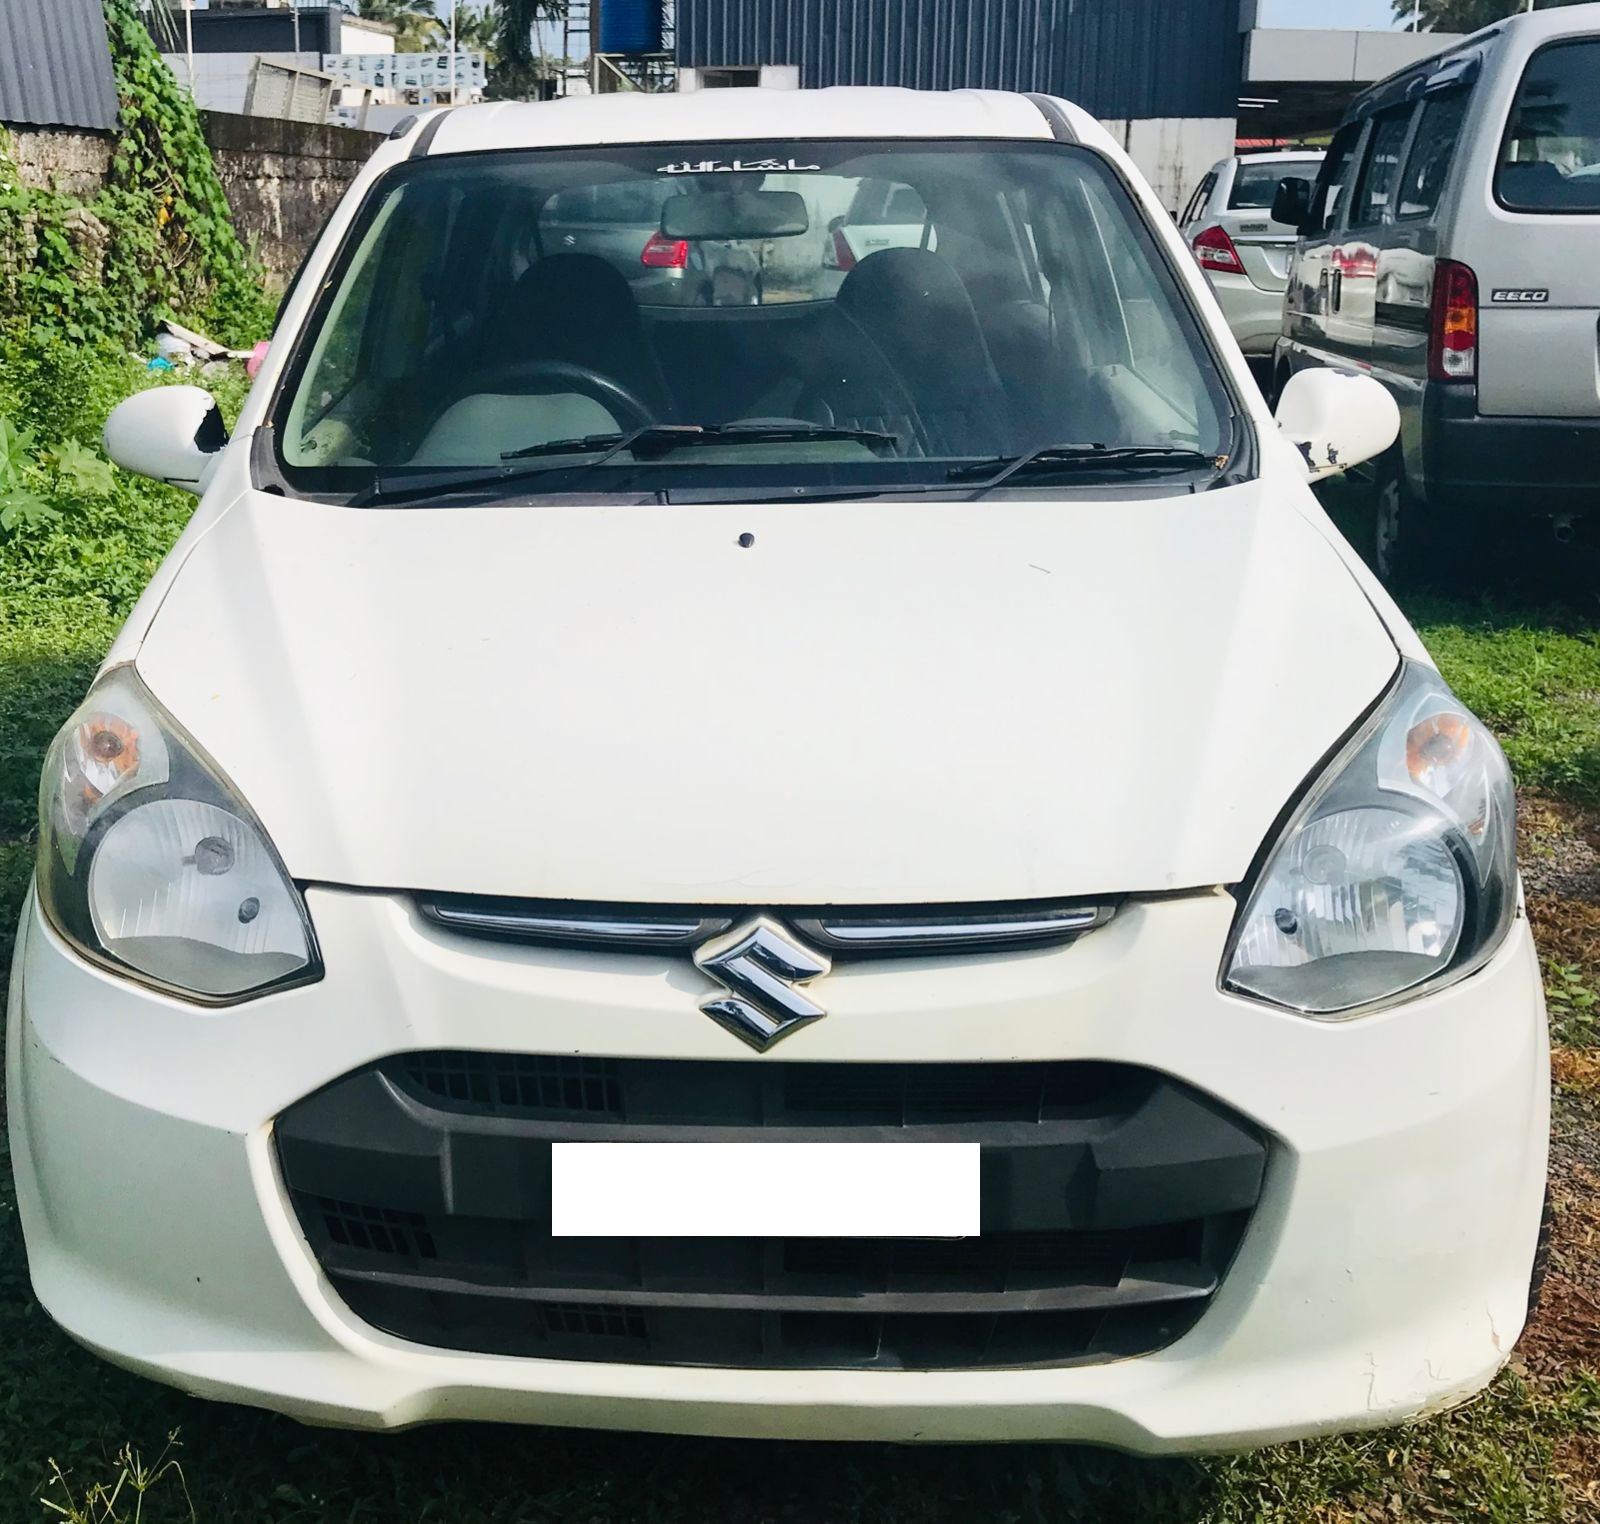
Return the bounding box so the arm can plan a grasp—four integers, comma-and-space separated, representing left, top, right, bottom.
503, 420, 899, 462
949, 443, 1227, 495
352, 422, 900, 507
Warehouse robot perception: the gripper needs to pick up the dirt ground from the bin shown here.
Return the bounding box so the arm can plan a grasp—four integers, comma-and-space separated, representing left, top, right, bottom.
1513, 794, 1600, 1511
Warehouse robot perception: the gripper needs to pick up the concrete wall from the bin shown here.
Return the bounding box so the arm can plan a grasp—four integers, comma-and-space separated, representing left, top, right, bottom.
5, 115, 378, 284
1099, 118, 1238, 217
3, 125, 114, 196
201, 111, 381, 283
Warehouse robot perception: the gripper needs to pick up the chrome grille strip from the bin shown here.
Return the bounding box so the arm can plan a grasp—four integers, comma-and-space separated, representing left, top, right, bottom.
418, 895, 1117, 956
419, 902, 734, 949
794, 905, 1112, 951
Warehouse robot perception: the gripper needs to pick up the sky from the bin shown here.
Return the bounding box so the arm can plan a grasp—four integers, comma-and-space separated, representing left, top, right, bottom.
1262, 0, 1402, 27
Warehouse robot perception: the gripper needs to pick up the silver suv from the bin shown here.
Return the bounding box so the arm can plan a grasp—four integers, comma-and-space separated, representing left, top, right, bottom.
1272, 2, 1600, 580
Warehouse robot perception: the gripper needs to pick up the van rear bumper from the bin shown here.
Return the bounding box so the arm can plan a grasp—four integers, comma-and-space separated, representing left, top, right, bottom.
1421, 386, 1600, 513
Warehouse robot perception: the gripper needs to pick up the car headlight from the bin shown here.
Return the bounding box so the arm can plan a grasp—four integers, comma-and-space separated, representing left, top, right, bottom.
36, 666, 319, 1002
1223, 660, 1516, 1017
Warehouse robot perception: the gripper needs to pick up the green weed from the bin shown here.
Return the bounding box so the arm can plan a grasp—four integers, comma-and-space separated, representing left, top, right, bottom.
41, 1436, 193, 1524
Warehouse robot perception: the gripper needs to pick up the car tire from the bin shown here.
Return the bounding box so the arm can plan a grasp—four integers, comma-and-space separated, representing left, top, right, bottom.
1371, 451, 1435, 588
1269, 358, 1292, 410
1528, 1188, 1554, 1316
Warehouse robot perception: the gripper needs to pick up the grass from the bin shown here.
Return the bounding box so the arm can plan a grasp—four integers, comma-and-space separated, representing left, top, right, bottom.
1, 416, 1599, 1518
1411, 597, 1600, 810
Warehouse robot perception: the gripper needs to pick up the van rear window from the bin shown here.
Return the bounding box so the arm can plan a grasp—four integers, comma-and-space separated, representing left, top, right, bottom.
1497, 37, 1600, 213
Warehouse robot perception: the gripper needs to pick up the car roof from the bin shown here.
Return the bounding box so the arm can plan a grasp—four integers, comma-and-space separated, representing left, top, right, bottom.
411, 87, 1062, 158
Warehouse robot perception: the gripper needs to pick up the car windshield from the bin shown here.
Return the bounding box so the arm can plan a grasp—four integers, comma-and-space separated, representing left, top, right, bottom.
1229, 159, 1321, 209
276, 139, 1234, 498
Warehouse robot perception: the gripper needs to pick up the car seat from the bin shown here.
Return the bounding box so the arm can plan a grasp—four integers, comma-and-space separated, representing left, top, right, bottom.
797, 247, 1012, 459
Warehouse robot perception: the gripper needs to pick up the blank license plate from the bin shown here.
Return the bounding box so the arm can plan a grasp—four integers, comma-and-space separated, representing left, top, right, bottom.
551, 1142, 981, 1238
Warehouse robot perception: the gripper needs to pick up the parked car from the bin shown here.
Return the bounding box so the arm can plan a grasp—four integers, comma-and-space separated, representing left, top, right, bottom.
540, 178, 762, 306
823, 176, 934, 269
1178, 150, 1325, 356
1272, 2, 1600, 580
12, 87, 1546, 1452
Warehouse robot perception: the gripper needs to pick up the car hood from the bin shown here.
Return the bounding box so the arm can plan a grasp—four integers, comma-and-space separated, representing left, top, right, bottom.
134, 485, 1397, 905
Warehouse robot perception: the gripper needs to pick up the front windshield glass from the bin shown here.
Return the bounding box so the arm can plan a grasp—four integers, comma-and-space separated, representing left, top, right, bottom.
276, 139, 1234, 497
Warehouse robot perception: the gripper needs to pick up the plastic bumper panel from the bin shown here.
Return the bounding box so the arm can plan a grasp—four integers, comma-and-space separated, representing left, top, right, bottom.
8, 885, 1550, 1448
1423, 386, 1600, 511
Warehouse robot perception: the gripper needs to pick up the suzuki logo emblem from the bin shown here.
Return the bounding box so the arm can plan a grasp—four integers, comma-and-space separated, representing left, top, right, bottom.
693, 916, 831, 1051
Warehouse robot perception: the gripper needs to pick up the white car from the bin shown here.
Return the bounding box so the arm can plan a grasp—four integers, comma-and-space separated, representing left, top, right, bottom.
9, 88, 1547, 1452
1179, 150, 1326, 356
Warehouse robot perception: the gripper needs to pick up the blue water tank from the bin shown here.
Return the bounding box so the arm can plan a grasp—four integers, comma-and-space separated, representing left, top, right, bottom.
597, 0, 663, 54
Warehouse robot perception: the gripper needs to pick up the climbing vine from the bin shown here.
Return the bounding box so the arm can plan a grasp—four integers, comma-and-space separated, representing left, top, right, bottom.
0, 0, 273, 351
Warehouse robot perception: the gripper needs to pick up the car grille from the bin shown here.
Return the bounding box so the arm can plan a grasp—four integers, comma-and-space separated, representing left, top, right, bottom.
275, 1055, 1265, 1370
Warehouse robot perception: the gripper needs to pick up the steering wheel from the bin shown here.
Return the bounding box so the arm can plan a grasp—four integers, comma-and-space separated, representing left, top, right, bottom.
466, 361, 656, 432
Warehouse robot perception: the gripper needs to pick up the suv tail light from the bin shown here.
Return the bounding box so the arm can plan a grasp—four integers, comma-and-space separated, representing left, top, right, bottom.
1429, 259, 1478, 381
641, 231, 689, 269
1192, 225, 1244, 275
831, 227, 858, 272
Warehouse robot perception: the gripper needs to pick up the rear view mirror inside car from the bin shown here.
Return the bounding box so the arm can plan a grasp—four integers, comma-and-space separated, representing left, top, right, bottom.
662, 189, 810, 240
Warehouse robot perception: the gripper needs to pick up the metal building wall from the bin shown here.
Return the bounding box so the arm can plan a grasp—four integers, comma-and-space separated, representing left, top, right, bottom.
164, 7, 343, 56
676, 0, 1241, 121
0, 0, 119, 132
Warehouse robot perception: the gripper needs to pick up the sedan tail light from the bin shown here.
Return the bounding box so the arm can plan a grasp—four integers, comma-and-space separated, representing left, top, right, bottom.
1429, 259, 1478, 381
1192, 225, 1245, 275
830, 227, 858, 272
641, 231, 689, 269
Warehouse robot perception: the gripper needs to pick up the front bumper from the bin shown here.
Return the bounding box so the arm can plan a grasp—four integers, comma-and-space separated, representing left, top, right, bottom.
8, 884, 1549, 1449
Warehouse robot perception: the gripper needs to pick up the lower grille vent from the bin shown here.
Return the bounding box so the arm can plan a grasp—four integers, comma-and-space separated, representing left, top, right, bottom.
312, 1196, 437, 1260
543, 1304, 648, 1342
402, 1052, 622, 1117
278, 1055, 1266, 1371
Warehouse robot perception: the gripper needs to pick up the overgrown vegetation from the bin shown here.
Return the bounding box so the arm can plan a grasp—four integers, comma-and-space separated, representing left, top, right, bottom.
0, 0, 271, 349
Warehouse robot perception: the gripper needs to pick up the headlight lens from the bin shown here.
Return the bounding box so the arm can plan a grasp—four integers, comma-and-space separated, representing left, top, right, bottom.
37, 667, 319, 1001
1224, 661, 1515, 1016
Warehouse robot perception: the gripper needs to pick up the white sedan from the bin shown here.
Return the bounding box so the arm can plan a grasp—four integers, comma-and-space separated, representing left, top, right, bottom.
8, 86, 1546, 1451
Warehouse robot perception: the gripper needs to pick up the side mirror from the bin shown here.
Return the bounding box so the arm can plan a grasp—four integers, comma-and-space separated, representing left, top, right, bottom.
1271, 176, 1313, 232
1274, 368, 1399, 480
102, 385, 228, 495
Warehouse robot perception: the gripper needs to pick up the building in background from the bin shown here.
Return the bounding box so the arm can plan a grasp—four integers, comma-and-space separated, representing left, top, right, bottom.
671, 0, 1244, 212
151, 3, 460, 125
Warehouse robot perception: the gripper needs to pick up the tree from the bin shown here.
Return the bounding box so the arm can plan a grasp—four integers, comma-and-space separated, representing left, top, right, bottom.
485, 0, 566, 99
345, 0, 443, 52
438, 4, 503, 59
1393, 0, 1590, 31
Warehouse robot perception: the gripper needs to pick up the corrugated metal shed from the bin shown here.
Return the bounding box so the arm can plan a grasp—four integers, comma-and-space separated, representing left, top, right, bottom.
677, 0, 1242, 121
0, 0, 119, 133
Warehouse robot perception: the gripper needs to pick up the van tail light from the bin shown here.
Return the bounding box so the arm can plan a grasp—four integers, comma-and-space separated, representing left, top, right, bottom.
831, 227, 858, 271
641, 231, 689, 269
1192, 225, 1245, 275
1429, 259, 1478, 381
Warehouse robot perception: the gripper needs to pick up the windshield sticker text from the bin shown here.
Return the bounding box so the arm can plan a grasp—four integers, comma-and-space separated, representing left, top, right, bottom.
657, 157, 822, 175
